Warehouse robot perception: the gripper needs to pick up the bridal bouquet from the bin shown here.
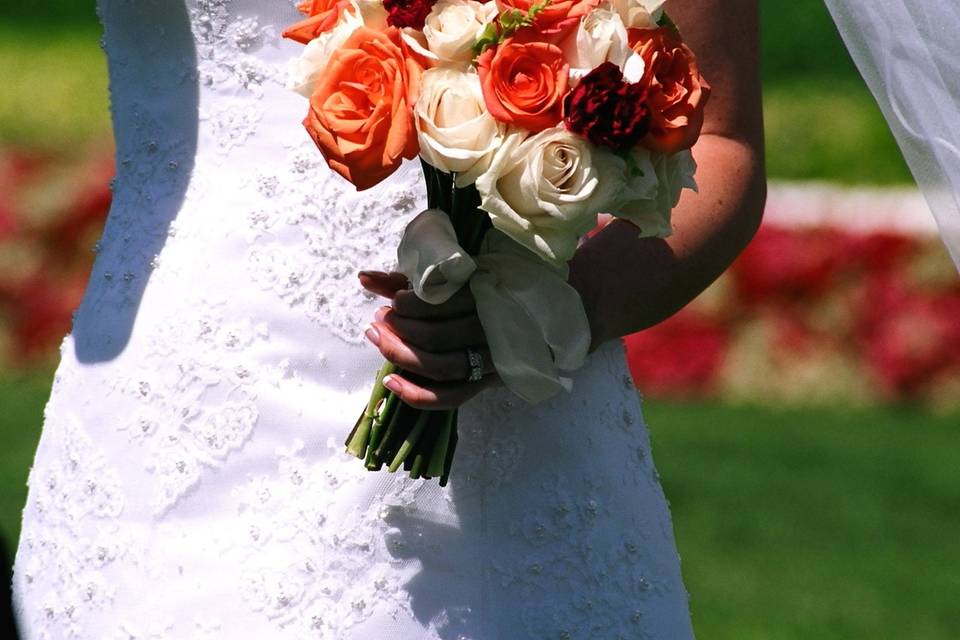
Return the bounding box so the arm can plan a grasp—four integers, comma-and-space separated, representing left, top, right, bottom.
283, 0, 710, 484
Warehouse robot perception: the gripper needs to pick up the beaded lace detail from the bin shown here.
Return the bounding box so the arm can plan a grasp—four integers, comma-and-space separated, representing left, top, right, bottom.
15, 409, 126, 639
244, 139, 423, 343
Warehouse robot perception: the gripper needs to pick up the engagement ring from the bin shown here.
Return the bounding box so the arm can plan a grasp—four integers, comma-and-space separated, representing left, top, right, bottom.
466, 348, 484, 383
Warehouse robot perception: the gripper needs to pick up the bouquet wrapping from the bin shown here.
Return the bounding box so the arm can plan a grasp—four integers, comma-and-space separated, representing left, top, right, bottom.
283, 0, 710, 484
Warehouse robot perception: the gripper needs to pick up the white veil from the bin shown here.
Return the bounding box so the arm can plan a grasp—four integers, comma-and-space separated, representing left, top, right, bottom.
823, 0, 960, 272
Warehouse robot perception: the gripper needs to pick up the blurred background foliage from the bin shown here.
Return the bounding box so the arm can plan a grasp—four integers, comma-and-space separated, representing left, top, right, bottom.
1, 1, 957, 639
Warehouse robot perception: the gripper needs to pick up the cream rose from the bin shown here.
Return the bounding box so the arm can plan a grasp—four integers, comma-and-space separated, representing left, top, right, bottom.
476, 128, 625, 265
423, 0, 498, 64
286, 1, 387, 98
610, 148, 696, 238
609, 0, 663, 29
563, 7, 632, 78
416, 68, 504, 187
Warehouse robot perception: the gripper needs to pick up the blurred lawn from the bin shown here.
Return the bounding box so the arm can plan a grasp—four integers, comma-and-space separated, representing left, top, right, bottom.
1, 375, 957, 638
645, 400, 960, 640
0, 1, 913, 182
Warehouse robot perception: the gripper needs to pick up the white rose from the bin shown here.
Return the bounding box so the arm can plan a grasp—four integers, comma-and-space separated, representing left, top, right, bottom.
423, 0, 499, 64
563, 8, 631, 74
476, 128, 626, 265
610, 149, 697, 238
609, 0, 664, 29
416, 68, 504, 187
286, 1, 388, 98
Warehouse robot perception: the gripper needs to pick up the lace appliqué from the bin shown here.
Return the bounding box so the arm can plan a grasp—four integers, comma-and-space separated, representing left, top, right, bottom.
192, 0, 283, 156
15, 415, 126, 640
228, 438, 439, 640
114, 301, 275, 514
192, 0, 279, 96
503, 477, 666, 640
245, 140, 426, 343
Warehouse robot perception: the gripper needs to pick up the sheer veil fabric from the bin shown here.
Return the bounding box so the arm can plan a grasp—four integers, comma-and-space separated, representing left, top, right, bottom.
824, 0, 960, 272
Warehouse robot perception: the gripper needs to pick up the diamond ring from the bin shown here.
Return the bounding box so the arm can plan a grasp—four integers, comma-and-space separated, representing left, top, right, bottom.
466, 348, 484, 383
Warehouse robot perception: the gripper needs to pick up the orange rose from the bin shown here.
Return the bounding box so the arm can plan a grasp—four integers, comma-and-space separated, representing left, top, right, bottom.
496, 0, 601, 40
630, 27, 711, 154
477, 38, 569, 133
283, 0, 355, 44
305, 26, 423, 190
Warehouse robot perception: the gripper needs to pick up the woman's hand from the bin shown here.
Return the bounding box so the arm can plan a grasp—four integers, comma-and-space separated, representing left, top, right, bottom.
359, 270, 500, 409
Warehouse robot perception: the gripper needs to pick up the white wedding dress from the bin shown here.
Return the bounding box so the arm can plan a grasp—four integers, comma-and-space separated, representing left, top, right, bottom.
12, 1, 694, 638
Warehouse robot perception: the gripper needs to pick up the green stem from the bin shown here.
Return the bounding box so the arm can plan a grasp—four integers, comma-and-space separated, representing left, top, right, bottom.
426, 411, 454, 478
388, 411, 431, 473
347, 361, 396, 458
365, 392, 399, 469
439, 418, 459, 488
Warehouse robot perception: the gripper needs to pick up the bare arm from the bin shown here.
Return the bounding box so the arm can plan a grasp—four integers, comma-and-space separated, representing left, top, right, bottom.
571, 0, 767, 347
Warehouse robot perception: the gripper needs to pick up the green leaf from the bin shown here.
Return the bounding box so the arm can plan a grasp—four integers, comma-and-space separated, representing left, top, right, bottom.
657, 11, 682, 37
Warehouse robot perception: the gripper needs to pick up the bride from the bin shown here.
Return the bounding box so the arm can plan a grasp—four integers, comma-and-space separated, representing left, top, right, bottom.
12, 0, 765, 638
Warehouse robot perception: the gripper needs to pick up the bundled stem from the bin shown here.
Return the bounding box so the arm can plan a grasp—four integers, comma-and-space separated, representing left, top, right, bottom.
346, 162, 491, 484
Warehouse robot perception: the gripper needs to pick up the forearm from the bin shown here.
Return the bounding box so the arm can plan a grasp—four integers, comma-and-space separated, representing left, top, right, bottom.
569, 0, 765, 349
570, 133, 766, 348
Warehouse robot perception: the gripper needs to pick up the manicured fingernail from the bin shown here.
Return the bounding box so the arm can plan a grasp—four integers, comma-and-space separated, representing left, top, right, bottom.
374, 307, 388, 322
383, 375, 401, 393
364, 325, 380, 346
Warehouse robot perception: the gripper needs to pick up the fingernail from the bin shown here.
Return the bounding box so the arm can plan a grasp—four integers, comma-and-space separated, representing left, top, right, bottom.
383, 375, 401, 393
359, 270, 385, 279
364, 324, 380, 346
374, 307, 388, 322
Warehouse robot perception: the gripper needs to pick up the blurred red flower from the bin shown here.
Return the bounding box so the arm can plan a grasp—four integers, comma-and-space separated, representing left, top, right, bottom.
624, 309, 729, 397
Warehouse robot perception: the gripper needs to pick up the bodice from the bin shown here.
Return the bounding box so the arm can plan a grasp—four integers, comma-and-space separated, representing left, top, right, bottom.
82, 0, 427, 364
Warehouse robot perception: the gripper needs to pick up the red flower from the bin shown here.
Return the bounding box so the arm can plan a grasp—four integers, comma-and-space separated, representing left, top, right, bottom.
629, 27, 710, 154
477, 38, 569, 132
383, 0, 436, 30
496, 0, 600, 40
624, 309, 729, 397
282, 0, 356, 44
563, 62, 651, 151
731, 226, 841, 304
856, 273, 960, 398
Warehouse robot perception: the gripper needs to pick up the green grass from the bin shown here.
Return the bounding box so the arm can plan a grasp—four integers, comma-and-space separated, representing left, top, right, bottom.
0, 374, 50, 552
2, 373, 958, 638
646, 400, 960, 640
764, 82, 912, 184
0, 26, 110, 150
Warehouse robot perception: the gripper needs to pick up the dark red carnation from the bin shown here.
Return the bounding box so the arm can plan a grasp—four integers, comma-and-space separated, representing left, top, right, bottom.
563, 62, 650, 151
383, 0, 435, 30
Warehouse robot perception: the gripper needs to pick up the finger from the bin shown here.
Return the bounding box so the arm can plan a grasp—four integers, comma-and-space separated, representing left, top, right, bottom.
392, 286, 476, 320
358, 271, 409, 299
367, 322, 494, 382
382, 372, 500, 410
374, 306, 486, 351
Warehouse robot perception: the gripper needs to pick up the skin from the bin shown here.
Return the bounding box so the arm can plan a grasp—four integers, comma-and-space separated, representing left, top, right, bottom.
360, 0, 767, 409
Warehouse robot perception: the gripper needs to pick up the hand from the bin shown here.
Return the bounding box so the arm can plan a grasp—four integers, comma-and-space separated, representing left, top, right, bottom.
359, 270, 500, 410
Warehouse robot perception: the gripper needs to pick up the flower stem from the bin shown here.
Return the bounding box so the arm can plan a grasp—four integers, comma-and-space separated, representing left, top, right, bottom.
426, 411, 454, 478
388, 410, 431, 473
347, 361, 396, 458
